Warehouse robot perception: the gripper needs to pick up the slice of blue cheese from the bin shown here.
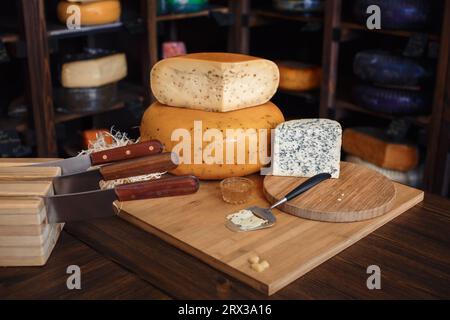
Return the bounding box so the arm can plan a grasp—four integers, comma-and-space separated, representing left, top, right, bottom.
272, 119, 342, 178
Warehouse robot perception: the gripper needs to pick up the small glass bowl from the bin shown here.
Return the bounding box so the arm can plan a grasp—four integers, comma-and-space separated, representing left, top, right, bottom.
220, 177, 254, 204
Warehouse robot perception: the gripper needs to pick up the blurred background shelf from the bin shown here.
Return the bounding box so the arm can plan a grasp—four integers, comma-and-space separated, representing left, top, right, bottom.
340, 21, 441, 41
47, 21, 125, 39
156, 5, 229, 22
335, 99, 431, 128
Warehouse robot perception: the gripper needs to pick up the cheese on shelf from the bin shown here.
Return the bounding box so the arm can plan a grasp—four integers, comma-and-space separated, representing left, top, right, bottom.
277, 61, 321, 91
346, 155, 422, 187
57, 0, 121, 26
272, 119, 342, 178
140, 101, 285, 180
342, 127, 418, 172
61, 53, 127, 88
150, 52, 280, 112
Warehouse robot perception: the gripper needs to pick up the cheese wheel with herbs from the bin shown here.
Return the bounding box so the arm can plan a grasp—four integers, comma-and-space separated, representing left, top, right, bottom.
61, 53, 127, 88
140, 101, 285, 180
57, 0, 121, 26
150, 52, 280, 112
277, 61, 321, 91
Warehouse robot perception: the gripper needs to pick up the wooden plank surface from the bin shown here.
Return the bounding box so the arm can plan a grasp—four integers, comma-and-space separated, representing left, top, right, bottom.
0, 166, 61, 181
0, 223, 51, 246
0, 232, 171, 299
263, 162, 397, 222
0, 181, 54, 197
55, 191, 449, 299
0, 223, 62, 266
0, 158, 59, 167
119, 173, 423, 295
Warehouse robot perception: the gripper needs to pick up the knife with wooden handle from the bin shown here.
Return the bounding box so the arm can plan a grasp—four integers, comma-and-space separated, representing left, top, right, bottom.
52, 152, 179, 195
31, 140, 164, 175
45, 175, 200, 223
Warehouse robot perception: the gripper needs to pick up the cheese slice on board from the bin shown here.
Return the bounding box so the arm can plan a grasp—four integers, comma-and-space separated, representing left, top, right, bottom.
57, 0, 121, 26
150, 52, 279, 112
272, 119, 342, 178
61, 53, 127, 88
277, 61, 321, 91
342, 127, 418, 172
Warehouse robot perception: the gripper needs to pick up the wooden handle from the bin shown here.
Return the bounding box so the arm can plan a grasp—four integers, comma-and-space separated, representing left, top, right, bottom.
90, 140, 163, 165
114, 175, 200, 201
99, 152, 178, 181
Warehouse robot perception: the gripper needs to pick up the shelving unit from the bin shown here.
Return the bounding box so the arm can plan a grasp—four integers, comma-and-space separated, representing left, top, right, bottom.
245, 0, 324, 120
0, 0, 244, 158
320, 0, 450, 194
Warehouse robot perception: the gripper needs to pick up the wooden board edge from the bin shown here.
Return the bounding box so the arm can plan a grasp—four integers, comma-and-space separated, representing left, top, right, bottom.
0, 204, 46, 225
0, 223, 63, 258
267, 184, 424, 294
118, 212, 271, 295
0, 223, 51, 247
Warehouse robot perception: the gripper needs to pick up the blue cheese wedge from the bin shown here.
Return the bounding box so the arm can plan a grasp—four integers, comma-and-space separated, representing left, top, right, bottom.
272, 119, 342, 178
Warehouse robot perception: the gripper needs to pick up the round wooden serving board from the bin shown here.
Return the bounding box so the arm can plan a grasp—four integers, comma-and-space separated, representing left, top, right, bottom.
263, 162, 397, 222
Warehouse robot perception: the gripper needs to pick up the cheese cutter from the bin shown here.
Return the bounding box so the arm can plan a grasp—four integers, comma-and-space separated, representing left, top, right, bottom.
226, 173, 332, 232
44, 175, 199, 223
30, 140, 163, 175
52, 152, 178, 194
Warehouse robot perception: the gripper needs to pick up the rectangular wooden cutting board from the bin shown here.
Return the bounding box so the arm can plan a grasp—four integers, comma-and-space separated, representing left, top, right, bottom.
119, 175, 424, 295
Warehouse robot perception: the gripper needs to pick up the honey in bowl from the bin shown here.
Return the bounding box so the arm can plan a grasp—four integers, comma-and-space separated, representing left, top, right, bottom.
220, 177, 254, 204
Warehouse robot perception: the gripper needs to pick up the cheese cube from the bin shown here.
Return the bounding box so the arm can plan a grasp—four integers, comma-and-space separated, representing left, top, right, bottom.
61, 53, 127, 88
150, 52, 279, 112
272, 119, 342, 178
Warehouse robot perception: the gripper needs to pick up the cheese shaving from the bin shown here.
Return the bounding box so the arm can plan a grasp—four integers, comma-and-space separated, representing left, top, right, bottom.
227, 209, 268, 231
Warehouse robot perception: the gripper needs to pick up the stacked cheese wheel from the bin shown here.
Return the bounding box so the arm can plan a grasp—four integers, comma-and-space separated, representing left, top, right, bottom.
56, 50, 127, 113
57, 0, 121, 26
140, 52, 285, 180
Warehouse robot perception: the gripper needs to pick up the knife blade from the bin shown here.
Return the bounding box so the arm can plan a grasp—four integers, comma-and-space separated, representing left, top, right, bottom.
45, 175, 199, 223
30, 140, 163, 175
52, 152, 179, 194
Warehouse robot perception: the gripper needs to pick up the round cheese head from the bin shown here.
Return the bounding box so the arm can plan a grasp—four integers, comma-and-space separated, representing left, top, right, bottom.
150, 52, 280, 112
140, 101, 285, 180
57, 0, 121, 26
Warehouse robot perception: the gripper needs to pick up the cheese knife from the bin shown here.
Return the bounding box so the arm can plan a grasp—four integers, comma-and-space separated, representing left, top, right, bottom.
45, 175, 200, 223
52, 152, 179, 195
30, 140, 163, 175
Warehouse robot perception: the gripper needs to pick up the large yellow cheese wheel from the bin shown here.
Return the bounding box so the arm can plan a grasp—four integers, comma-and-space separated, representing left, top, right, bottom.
57, 0, 121, 26
140, 102, 285, 180
277, 61, 321, 91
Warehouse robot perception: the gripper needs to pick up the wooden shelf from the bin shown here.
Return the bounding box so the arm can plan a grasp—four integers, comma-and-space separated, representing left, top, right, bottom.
340, 21, 440, 41
53, 82, 143, 124
0, 117, 28, 132
55, 100, 125, 124
0, 33, 19, 43
253, 9, 323, 23
335, 99, 431, 127
47, 21, 124, 39
277, 88, 320, 102
156, 6, 229, 22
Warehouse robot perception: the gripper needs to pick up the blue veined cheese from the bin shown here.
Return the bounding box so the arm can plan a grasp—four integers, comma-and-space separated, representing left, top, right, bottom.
272, 119, 342, 178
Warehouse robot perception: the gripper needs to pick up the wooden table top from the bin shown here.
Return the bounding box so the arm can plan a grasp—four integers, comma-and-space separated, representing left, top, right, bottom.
1, 193, 449, 299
